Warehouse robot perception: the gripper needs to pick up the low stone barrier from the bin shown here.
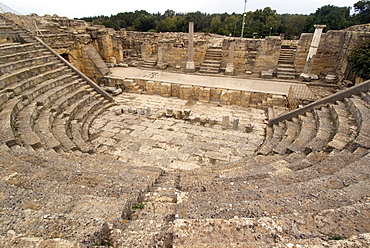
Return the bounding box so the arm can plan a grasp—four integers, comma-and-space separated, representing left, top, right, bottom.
104, 76, 287, 110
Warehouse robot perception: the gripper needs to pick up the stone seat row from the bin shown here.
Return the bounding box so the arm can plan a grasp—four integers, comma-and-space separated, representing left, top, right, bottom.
0, 35, 112, 154
0, 146, 164, 246
172, 202, 370, 247
257, 93, 370, 156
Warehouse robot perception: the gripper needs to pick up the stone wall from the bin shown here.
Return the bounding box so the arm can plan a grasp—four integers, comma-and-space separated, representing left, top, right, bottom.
223, 37, 281, 74
9, 13, 370, 83
295, 28, 370, 81
105, 76, 287, 110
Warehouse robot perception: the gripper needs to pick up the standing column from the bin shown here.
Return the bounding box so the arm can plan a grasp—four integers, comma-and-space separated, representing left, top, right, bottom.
225, 41, 235, 75
156, 46, 166, 69
186, 22, 195, 72
300, 25, 326, 81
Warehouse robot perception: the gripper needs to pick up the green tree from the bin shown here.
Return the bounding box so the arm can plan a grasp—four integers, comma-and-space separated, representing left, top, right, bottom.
281, 14, 308, 39
353, 0, 370, 24
210, 15, 224, 34
133, 15, 158, 31
303, 5, 351, 32
348, 39, 370, 80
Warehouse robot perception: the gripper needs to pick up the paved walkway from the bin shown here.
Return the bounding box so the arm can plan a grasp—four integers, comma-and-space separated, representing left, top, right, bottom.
110, 67, 303, 95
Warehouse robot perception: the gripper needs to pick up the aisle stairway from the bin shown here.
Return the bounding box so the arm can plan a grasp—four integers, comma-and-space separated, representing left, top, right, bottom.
199, 46, 222, 74
277, 45, 297, 80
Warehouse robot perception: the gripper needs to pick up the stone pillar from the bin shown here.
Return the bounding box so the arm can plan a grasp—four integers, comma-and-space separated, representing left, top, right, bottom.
186, 22, 195, 72
222, 115, 229, 129
157, 47, 166, 69
225, 41, 235, 75
300, 25, 326, 81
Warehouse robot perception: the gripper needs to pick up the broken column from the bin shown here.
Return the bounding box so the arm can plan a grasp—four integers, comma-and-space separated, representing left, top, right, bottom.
233, 118, 239, 130
300, 25, 326, 81
225, 41, 235, 75
222, 115, 229, 129
186, 22, 195, 72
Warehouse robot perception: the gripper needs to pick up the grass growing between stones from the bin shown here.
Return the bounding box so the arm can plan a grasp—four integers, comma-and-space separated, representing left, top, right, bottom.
132, 203, 145, 210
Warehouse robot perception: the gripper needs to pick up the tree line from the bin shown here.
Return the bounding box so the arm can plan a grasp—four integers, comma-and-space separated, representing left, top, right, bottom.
80, 1, 370, 39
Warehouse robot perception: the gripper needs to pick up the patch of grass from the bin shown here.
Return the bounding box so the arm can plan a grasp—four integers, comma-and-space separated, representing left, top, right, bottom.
132, 203, 145, 210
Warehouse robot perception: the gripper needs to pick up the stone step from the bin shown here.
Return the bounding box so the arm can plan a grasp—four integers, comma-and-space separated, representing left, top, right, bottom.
0, 61, 63, 89
81, 102, 113, 142
273, 117, 300, 154
0, 43, 35, 56
172, 203, 370, 247
346, 97, 370, 149
286, 112, 317, 153
277, 67, 295, 73
277, 149, 364, 184
326, 101, 357, 151
0, 182, 128, 223
0, 98, 23, 146
0, 54, 57, 75
277, 63, 295, 69
305, 106, 334, 154
179, 152, 370, 206
199, 68, 219, 74
177, 178, 370, 220
52, 94, 95, 152
276, 74, 296, 80
257, 122, 285, 155
70, 98, 107, 153
5, 67, 70, 96
0, 207, 109, 246
112, 220, 173, 247
0, 48, 50, 63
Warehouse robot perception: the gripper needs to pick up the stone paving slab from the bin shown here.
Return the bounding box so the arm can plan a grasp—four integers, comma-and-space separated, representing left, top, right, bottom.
110, 67, 303, 95
90, 93, 267, 170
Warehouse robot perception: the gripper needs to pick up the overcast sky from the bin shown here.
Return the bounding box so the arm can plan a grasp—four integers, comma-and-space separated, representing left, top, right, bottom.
2, 0, 358, 18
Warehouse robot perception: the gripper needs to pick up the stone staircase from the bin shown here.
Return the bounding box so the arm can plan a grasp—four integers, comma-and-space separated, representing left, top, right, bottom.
277, 45, 297, 80
112, 170, 180, 247
1, 13, 370, 248
141, 57, 157, 69
199, 46, 222, 74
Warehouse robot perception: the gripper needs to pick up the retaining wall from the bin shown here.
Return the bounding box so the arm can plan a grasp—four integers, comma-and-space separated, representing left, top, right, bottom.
105, 76, 287, 110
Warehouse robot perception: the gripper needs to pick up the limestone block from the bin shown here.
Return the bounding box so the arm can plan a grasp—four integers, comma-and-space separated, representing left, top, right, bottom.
210, 88, 222, 102
136, 78, 148, 88
154, 81, 162, 95
179, 85, 193, 100
193, 86, 200, 100
199, 87, 211, 102
160, 83, 172, 97
240, 92, 251, 107
220, 90, 230, 105
146, 81, 155, 95
228, 90, 241, 105
171, 84, 180, 98
123, 79, 136, 92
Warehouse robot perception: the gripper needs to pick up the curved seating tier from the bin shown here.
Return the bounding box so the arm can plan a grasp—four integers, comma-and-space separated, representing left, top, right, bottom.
0, 14, 369, 247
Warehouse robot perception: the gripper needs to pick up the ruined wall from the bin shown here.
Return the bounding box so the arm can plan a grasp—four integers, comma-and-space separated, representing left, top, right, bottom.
296, 27, 370, 81
12, 13, 370, 83
105, 76, 287, 110
223, 37, 281, 74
